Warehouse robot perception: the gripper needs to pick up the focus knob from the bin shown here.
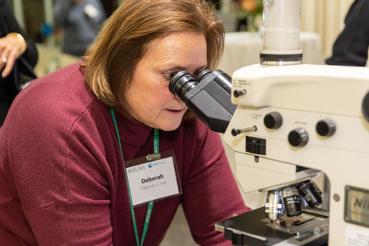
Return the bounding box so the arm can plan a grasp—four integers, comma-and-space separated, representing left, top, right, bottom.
288, 128, 309, 147
362, 91, 369, 123
264, 112, 283, 129
233, 89, 247, 98
316, 118, 336, 137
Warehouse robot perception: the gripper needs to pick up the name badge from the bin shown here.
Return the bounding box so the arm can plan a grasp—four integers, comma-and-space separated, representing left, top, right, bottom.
125, 151, 181, 206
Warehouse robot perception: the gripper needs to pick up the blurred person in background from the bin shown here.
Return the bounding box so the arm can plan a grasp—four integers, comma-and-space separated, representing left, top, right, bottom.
100, 0, 119, 17
53, 0, 106, 57
326, 0, 369, 66
0, 0, 38, 125
0, 0, 249, 245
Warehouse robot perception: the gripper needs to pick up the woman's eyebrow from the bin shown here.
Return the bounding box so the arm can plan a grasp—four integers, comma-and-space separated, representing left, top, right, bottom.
165, 65, 187, 71
164, 65, 208, 73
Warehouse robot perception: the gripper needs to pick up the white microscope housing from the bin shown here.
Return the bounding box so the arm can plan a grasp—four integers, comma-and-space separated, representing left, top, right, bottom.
223, 63, 369, 245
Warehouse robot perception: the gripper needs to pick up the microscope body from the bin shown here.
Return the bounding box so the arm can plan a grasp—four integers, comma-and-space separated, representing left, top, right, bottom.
222, 64, 369, 245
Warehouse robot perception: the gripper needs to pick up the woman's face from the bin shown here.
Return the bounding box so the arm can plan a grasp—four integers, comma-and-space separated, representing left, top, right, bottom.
124, 32, 207, 131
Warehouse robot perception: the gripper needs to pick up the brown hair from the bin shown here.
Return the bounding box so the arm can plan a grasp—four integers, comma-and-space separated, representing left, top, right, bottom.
84, 0, 224, 109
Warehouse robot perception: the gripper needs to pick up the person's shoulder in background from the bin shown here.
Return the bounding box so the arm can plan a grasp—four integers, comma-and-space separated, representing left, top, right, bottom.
325, 0, 369, 66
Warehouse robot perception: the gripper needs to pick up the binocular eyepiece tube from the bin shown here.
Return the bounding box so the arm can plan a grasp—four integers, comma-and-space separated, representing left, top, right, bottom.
169, 71, 198, 100
169, 69, 236, 133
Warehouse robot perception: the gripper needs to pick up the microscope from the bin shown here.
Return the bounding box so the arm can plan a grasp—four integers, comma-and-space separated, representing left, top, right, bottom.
170, 0, 369, 245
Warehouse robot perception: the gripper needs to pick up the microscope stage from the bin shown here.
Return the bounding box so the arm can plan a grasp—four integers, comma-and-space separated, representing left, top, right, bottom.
216, 207, 329, 246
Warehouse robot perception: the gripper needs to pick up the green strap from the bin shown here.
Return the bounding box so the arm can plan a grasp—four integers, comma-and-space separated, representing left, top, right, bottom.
153, 128, 159, 154
110, 108, 158, 246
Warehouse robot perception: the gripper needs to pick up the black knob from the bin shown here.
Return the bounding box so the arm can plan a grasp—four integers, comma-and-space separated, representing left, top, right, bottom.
288, 128, 309, 147
362, 91, 369, 123
264, 112, 283, 129
316, 118, 336, 137
233, 89, 246, 98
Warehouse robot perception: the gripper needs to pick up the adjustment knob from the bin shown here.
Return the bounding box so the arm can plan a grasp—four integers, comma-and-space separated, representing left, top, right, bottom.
316, 118, 336, 137
362, 91, 369, 123
288, 128, 309, 147
264, 112, 283, 129
231, 125, 257, 136
233, 89, 247, 98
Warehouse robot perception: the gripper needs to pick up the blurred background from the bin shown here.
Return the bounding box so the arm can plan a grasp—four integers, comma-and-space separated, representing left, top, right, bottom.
8, 0, 358, 76
7, 0, 359, 245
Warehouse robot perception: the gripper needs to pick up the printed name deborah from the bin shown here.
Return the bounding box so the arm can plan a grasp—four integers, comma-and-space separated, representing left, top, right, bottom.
128, 158, 179, 205
142, 174, 165, 184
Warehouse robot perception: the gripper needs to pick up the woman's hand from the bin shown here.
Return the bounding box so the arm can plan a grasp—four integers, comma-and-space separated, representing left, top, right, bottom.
0, 32, 27, 78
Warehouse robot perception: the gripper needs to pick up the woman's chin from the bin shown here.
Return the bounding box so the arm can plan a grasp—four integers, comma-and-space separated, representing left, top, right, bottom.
156, 119, 182, 132
158, 123, 181, 132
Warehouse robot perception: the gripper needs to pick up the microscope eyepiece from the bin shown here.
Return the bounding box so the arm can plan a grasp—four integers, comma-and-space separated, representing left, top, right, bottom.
169, 71, 198, 99
168, 68, 236, 133
196, 68, 212, 81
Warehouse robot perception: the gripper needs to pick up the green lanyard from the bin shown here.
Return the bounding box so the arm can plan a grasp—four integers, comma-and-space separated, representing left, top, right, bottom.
110, 108, 158, 246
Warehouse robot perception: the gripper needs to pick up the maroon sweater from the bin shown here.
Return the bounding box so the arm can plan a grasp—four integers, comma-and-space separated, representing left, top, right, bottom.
0, 63, 248, 245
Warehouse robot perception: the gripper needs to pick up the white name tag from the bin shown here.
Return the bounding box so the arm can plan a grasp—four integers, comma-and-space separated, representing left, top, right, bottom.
126, 156, 180, 206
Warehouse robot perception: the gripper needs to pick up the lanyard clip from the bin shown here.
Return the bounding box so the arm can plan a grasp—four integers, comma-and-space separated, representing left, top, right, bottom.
146, 153, 161, 161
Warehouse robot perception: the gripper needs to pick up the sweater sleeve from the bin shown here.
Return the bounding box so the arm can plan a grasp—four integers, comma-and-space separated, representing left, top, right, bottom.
5, 87, 113, 245
325, 0, 369, 66
181, 120, 250, 245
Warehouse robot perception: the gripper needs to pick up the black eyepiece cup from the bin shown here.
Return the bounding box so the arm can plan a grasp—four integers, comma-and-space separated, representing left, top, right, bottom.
169, 71, 198, 98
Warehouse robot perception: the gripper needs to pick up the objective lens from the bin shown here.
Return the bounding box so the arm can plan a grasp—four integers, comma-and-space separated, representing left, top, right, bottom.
297, 180, 323, 207
169, 71, 198, 98
281, 186, 303, 217
265, 190, 285, 221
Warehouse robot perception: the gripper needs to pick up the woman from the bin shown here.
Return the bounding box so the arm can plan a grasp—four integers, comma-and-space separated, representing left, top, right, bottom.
0, 0, 249, 245
0, 0, 38, 125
